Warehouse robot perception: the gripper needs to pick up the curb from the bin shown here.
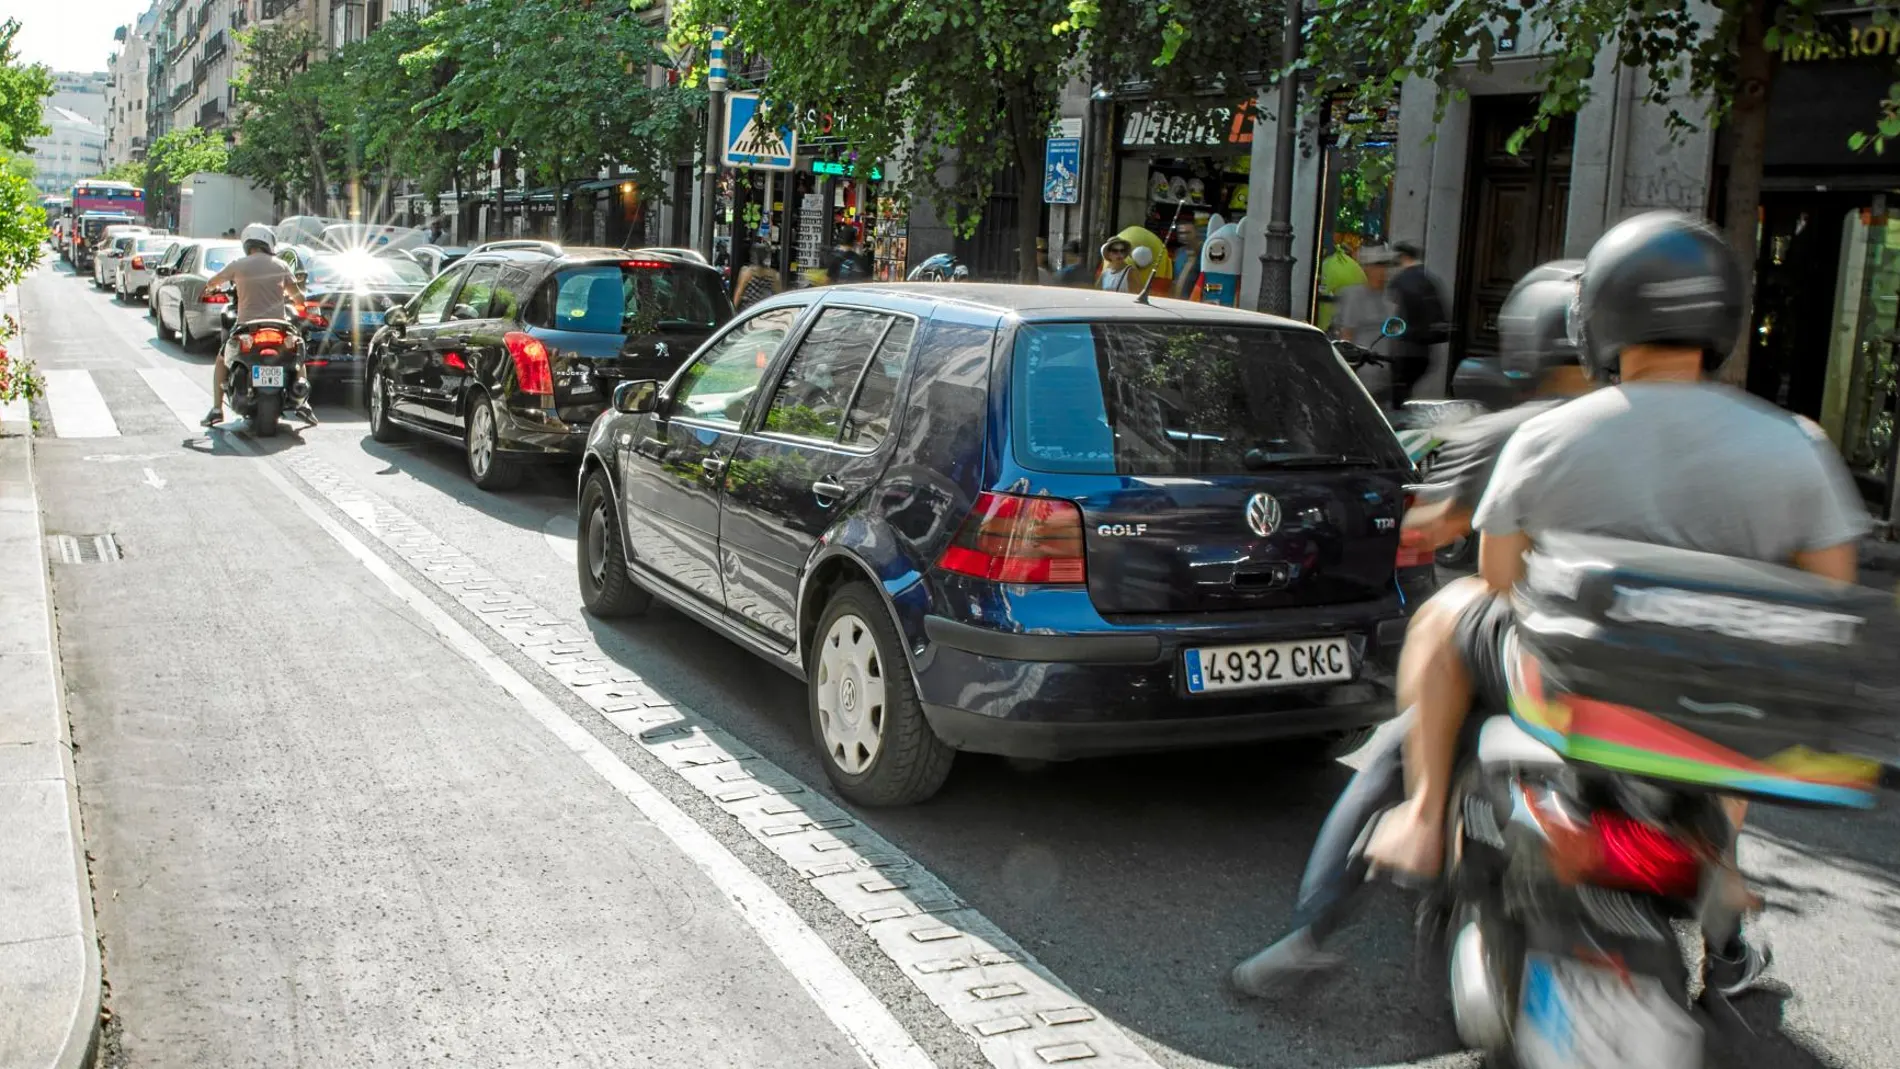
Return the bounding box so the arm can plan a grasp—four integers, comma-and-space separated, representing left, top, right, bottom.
0, 278, 102, 1069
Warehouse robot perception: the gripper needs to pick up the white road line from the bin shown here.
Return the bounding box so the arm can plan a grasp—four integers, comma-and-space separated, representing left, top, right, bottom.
0, 398, 26, 427
239, 445, 935, 1069
135, 367, 212, 431
42, 370, 120, 438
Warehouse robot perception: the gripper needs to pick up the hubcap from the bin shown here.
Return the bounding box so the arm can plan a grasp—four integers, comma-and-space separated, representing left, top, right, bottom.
585, 501, 610, 586
1448, 913, 1512, 1053
470, 404, 493, 476
370, 371, 386, 425
814, 613, 887, 775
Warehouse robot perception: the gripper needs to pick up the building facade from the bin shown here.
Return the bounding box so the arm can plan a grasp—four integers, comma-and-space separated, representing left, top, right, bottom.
28, 74, 109, 195
104, 12, 158, 166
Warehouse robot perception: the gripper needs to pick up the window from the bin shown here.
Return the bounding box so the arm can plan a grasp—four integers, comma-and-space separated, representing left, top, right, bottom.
200, 245, 237, 272
763, 308, 888, 441
451, 264, 502, 320
410, 265, 468, 326
670, 307, 799, 428
1010, 321, 1408, 475
543, 263, 730, 334
489, 267, 533, 323
841, 318, 914, 449
304, 253, 429, 288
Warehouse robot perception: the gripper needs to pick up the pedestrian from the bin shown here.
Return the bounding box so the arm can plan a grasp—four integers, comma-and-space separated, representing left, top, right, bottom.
1053, 240, 1087, 287
1384, 241, 1453, 401
1316, 234, 1369, 332
1334, 243, 1395, 348
426, 219, 446, 245
1171, 220, 1203, 299
222, 228, 237, 240
1097, 237, 1136, 292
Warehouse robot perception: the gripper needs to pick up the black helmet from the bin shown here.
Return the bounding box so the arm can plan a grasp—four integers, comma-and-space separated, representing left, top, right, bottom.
1575, 211, 1744, 380
1497, 259, 1584, 387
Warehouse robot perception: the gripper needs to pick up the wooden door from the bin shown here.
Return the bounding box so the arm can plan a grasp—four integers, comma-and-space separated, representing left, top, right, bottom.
1455, 97, 1575, 360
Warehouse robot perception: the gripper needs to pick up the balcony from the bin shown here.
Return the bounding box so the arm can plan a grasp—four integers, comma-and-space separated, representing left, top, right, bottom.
198, 98, 225, 128
202, 29, 225, 62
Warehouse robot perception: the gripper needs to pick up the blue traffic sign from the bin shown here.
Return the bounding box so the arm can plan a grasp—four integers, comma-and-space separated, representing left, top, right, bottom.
723, 93, 797, 171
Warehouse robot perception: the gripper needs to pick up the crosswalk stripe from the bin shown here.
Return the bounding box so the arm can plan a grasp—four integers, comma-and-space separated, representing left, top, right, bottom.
136, 367, 213, 432
42, 370, 120, 438
0, 398, 26, 428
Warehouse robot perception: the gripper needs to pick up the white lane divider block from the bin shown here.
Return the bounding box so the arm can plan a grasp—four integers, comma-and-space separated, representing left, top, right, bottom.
135, 367, 212, 432
42, 370, 120, 438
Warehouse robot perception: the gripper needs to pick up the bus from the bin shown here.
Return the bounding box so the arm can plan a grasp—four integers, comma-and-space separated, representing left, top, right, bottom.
63, 180, 147, 264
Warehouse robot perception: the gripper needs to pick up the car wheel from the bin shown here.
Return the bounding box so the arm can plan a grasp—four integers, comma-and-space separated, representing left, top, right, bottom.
115, 277, 127, 302
156, 303, 176, 341
577, 469, 652, 617
367, 363, 404, 442
808, 582, 954, 806
180, 314, 196, 352
465, 393, 522, 491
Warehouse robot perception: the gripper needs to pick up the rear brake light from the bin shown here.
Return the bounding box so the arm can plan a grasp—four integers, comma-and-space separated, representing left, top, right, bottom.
1396, 490, 1433, 568
937, 491, 1087, 584
621, 259, 667, 269
443, 352, 467, 372
1533, 794, 1703, 898
505, 331, 553, 396
295, 304, 328, 328
130, 255, 145, 269
306, 359, 329, 367
250, 328, 286, 346
201, 291, 230, 304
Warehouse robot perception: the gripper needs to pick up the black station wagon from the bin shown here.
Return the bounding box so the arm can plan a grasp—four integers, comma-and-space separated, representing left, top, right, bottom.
576, 284, 1434, 805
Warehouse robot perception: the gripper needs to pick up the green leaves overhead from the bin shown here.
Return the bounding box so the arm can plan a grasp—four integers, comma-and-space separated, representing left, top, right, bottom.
147, 126, 229, 183
0, 19, 52, 156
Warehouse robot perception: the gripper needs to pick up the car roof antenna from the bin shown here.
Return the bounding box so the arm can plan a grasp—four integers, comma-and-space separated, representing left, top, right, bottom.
1131, 246, 1158, 304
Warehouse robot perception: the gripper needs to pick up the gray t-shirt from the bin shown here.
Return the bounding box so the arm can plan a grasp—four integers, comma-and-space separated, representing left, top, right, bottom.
1473, 382, 1870, 562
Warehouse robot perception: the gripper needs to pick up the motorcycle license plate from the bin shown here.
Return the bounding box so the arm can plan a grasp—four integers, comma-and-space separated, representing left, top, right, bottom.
251, 365, 286, 388
1516, 953, 1701, 1069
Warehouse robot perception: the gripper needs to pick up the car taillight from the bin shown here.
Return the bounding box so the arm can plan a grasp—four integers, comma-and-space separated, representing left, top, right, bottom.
201, 291, 230, 304
621, 259, 667, 269
130, 255, 145, 269
937, 491, 1087, 584
1396, 490, 1433, 568
505, 331, 553, 396
1535, 796, 1704, 898
306, 359, 329, 368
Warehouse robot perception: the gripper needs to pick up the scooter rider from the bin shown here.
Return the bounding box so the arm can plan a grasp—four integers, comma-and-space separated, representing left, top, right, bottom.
200, 223, 307, 428
1233, 258, 1599, 993
1293, 211, 1865, 997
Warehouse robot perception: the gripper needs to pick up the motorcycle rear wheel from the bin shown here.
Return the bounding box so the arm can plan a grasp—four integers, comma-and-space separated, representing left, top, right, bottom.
252, 392, 281, 438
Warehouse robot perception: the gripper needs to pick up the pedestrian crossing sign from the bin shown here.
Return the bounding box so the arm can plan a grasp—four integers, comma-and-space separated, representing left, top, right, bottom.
723, 93, 797, 171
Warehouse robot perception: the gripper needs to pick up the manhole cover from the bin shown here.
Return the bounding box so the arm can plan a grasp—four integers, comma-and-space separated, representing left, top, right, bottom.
46, 534, 123, 564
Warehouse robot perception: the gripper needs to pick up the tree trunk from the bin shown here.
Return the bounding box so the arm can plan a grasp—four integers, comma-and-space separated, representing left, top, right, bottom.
1006, 86, 1045, 284
1720, 0, 1775, 388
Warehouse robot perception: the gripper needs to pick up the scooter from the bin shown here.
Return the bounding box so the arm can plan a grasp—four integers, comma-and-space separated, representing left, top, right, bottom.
220, 315, 309, 438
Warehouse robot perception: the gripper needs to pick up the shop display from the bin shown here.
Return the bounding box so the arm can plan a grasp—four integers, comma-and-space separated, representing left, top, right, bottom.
1192, 214, 1247, 307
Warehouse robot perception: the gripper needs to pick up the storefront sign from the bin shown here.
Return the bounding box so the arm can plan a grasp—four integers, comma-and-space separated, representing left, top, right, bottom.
810, 159, 882, 180
1779, 20, 1900, 62
1120, 101, 1256, 151
1043, 138, 1081, 204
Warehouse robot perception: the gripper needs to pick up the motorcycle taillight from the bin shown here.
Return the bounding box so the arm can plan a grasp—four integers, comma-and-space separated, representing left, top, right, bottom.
1537, 797, 1704, 898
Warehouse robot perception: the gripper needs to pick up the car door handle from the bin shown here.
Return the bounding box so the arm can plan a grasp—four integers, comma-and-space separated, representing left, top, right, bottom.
811, 478, 846, 503
701, 457, 728, 479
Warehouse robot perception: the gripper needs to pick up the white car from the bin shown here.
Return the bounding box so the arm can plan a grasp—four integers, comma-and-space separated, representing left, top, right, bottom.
93, 234, 138, 289
114, 235, 178, 303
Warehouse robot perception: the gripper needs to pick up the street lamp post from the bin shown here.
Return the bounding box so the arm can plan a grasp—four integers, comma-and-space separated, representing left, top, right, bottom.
698, 27, 728, 262
1257, 1, 1302, 317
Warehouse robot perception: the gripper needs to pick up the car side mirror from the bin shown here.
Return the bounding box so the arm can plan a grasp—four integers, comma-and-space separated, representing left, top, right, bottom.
1380, 315, 1408, 339
384, 307, 409, 330
613, 379, 662, 415
155, 266, 173, 276
294, 270, 309, 285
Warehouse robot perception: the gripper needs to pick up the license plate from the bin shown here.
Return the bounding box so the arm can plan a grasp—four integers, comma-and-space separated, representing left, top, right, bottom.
1184, 637, 1352, 694
357, 312, 383, 327
1516, 953, 1701, 1069
251, 365, 285, 388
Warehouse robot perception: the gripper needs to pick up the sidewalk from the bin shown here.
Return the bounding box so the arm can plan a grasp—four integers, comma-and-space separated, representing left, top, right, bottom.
0, 283, 100, 1069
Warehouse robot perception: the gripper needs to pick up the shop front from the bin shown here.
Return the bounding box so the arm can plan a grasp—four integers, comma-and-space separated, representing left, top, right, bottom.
1751, 20, 1900, 519
1108, 96, 1256, 295
1307, 94, 1399, 328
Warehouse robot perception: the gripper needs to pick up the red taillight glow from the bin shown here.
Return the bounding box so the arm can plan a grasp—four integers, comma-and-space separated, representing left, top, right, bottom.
294, 304, 328, 329
505, 331, 553, 395
200, 291, 230, 304
621, 259, 667, 270
443, 351, 467, 372
937, 491, 1088, 584
1534, 795, 1704, 898
130, 255, 146, 269
250, 328, 286, 346
306, 359, 329, 368
1396, 490, 1433, 568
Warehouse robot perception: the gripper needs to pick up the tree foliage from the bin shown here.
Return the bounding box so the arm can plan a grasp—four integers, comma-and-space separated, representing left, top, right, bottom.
93, 159, 146, 184
0, 18, 49, 405
229, 25, 335, 208
0, 19, 51, 155
147, 125, 229, 183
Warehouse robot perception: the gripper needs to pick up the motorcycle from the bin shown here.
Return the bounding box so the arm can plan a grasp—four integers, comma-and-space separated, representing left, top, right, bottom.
220, 314, 309, 438
1336, 322, 1488, 569
1423, 532, 1896, 1069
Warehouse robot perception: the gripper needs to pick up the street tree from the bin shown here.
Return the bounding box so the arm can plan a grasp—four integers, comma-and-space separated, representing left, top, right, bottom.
675, 0, 1271, 282
0, 17, 50, 405
146, 126, 229, 183
1269, 0, 1888, 380
230, 26, 340, 211
93, 159, 146, 184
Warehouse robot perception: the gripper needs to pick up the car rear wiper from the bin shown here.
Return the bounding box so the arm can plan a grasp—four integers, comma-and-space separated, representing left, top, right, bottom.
1242, 450, 1385, 470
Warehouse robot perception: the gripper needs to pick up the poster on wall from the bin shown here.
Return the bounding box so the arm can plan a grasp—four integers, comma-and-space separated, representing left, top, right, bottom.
1043, 138, 1081, 204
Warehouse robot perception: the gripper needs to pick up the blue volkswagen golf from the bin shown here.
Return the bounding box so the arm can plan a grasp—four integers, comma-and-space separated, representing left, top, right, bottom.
577, 284, 1434, 805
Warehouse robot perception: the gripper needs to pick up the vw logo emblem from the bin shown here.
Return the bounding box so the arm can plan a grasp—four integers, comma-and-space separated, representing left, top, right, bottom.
1245, 493, 1282, 537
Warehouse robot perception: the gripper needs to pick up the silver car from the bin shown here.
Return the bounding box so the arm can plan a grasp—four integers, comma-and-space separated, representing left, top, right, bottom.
114, 236, 178, 303
152, 240, 243, 352
93, 234, 138, 289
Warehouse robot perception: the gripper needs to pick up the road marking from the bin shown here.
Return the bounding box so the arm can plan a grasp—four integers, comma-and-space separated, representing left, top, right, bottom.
135, 367, 212, 432
0, 397, 26, 427
42, 370, 120, 438
141, 467, 166, 490
236, 445, 935, 1069
280, 453, 1165, 1068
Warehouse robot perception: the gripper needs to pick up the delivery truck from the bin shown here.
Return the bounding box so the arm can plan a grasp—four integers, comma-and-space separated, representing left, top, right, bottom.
178, 172, 275, 240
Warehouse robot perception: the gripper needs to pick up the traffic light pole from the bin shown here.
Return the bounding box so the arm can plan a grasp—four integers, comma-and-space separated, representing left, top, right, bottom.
699, 27, 727, 263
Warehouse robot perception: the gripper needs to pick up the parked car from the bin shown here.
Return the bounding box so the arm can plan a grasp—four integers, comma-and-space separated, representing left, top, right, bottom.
152, 239, 243, 351
574, 285, 1434, 805
366, 242, 733, 489
147, 240, 193, 317
404, 244, 470, 277
72, 212, 138, 272
247, 245, 431, 385
93, 234, 140, 289
115, 236, 179, 303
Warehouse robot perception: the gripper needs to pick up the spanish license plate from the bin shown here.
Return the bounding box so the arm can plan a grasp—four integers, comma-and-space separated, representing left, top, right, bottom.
1184, 637, 1352, 694
1516, 953, 1702, 1069
251, 365, 285, 388
357, 312, 383, 327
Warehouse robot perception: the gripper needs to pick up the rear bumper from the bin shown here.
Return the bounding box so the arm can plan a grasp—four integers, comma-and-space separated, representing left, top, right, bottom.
922, 695, 1397, 761
496, 404, 590, 462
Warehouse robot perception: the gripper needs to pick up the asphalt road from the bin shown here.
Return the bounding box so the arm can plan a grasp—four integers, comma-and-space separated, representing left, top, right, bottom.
20, 260, 1900, 1069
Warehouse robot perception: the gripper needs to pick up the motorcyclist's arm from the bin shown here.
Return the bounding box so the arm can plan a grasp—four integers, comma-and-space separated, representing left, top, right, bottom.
1479, 530, 1531, 593
1792, 543, 1857, 583
203, 263, 237, 291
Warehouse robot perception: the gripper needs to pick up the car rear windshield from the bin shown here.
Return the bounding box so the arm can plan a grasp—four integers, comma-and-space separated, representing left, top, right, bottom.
540, 263, 730, 334
201, 246, 239, 272
135, 237, 173, 252
1010, 321, 1408, 475
307, 251, 429, 287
